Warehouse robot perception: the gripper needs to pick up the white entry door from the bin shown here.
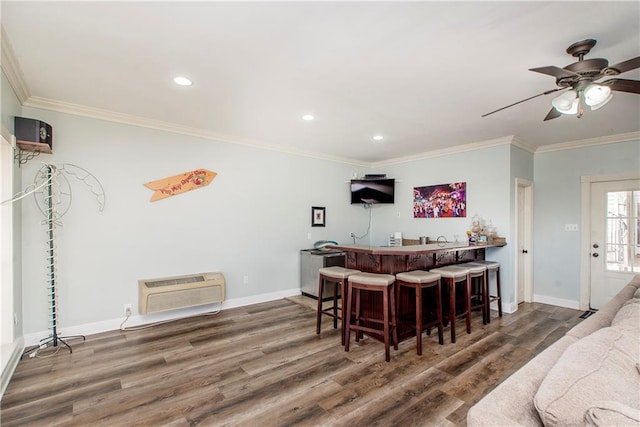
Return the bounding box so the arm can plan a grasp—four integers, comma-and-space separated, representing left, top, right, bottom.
590, 180, 640, 309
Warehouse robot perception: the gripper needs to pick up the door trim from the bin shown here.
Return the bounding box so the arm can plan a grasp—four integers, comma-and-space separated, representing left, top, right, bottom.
580, 172, 640, 310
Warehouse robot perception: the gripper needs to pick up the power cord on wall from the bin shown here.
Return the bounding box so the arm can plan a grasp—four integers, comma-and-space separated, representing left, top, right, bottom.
351, 203, 373, 243
119, 303, 223, 331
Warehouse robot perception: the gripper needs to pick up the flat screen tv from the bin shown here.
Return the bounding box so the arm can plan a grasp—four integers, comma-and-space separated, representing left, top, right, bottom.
350, 178, 395, 204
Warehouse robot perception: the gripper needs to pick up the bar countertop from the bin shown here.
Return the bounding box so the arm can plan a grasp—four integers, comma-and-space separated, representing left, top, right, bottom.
327, 241, 506, 256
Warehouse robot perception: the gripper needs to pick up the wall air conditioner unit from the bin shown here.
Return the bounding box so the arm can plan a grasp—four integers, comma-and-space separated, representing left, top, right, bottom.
138, 272, 225, 315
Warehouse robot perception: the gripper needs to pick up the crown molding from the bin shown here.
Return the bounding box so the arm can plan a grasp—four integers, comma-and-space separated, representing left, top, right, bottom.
0, 26, 30, 104
23, 96, 369, 167
17, 93, 640, 166
535, 131, 640, 153
372, 135, 516, 168
510, 136, 537, 154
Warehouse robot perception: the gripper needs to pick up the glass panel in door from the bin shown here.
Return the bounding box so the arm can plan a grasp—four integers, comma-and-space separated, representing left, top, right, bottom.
605, 190, 639, 273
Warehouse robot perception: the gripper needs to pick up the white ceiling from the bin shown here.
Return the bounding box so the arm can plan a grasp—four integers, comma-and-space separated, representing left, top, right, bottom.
2, 1, 639, 164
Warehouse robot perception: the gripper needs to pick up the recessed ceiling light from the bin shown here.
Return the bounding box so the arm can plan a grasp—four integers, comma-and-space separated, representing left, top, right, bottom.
173, 76, 193, 86
301, 114, 315, 121
372, 135, 384, 141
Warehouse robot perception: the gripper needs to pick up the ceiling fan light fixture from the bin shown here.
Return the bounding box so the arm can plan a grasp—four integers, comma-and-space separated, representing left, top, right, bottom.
551, 90, 579, 114
584, 84, 613, 110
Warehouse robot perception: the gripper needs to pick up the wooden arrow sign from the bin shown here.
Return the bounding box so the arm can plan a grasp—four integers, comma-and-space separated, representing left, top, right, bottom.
144, 168, 217, 202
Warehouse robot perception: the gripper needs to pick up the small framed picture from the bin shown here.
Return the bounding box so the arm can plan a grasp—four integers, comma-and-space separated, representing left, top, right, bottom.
312, 206, 326, 227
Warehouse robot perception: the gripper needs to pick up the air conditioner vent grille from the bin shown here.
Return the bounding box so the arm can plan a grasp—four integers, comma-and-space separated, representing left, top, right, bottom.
144, 275, 206, 288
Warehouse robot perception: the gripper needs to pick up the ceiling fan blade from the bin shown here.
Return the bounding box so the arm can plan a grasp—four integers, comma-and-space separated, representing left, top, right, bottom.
601, 78, 640, 94
543, 108, 561, 121
605, 57, 640, 74
529, 66, 579, 79
482, 88, 565, 118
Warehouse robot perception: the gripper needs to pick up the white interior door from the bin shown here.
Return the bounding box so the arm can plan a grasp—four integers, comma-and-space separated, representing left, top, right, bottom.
590, 180, 640, 309
516, 179, 533, 305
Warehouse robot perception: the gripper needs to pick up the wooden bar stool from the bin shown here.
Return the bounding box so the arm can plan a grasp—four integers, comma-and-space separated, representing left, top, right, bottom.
344, 272, 398, 362
429, 265, 471, 344
395, 270, 444, 355
466, 260, 502, 322
460, 263, 489, 324
316, 266, 361, 345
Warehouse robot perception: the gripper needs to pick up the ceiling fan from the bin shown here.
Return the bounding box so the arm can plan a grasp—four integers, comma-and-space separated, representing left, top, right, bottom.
482, 39, 640, 121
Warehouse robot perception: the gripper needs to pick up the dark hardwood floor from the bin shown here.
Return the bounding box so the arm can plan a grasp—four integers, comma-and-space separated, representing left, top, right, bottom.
1, 296, 583, 426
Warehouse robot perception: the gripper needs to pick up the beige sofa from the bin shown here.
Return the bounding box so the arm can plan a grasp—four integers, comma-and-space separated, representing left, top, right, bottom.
467, 274, 640, 426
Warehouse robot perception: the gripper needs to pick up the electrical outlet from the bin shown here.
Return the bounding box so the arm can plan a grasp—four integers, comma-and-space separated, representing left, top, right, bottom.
124, 303, 132, 316
349, 232, 355, 238
243, 275, 249, 284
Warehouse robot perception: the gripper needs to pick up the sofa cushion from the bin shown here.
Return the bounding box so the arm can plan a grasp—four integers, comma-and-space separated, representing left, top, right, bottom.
534, 326, 640, 426
612, 298, 640, 332
584, 401, 640, 426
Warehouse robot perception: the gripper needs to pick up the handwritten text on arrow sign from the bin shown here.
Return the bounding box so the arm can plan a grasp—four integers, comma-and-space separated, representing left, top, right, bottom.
144, 169, 217, 202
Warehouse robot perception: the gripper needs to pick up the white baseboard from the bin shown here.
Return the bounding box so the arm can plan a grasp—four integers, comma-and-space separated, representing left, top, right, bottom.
533, 294, 580, 310
1, 337, 24, 398
491, 300, 517, 314
220, 288, 301, 310
24, 288, 302, 347
485, 298, 579, 315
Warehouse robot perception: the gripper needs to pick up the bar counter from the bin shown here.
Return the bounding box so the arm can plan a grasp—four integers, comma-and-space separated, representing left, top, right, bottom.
328, 241, 506, 344
328, 241, 506, 275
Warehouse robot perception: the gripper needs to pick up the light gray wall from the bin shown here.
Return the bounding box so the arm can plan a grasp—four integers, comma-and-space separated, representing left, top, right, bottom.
533, 140, 640, 303
374, 145, 511, 245
373, 144, 513, 306
510, 145, 534, 183
18, 106, 367, 336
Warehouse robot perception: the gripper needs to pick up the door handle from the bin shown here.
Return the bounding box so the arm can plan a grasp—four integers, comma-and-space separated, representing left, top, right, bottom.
592, 253, 599, 257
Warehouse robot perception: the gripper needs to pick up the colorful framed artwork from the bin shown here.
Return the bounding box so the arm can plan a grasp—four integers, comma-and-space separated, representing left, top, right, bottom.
413, 182, 466, 218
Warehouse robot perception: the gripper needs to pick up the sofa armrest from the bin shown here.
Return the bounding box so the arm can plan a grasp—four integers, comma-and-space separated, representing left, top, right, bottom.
467, 405, 530, 426
467, 335, 578, 427
568, 279, 640, 339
